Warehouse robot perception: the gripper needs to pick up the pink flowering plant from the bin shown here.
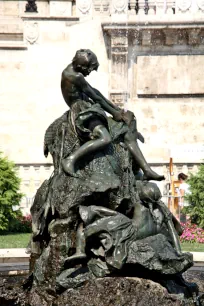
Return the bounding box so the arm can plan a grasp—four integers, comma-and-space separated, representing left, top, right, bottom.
180, 221, 204, 243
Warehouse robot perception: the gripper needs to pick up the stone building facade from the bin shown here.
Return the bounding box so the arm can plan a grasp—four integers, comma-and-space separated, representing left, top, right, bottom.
0, 0, 204, 211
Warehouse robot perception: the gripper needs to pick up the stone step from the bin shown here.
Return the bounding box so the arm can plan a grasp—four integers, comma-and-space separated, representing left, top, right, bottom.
0, 249, 29, 264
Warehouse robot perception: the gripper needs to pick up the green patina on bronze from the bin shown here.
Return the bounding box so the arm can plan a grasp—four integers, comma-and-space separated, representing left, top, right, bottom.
26, 50, 202, 306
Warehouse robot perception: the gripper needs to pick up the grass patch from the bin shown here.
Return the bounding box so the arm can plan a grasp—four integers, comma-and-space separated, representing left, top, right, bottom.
0, 234, 203, 251
0, 233, 31, 248
181, 242, 204, 252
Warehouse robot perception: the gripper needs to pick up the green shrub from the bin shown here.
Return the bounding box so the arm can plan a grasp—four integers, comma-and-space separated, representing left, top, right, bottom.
0, 152, 23, 233
8, 214, 32, 233
184, 163, 204, 228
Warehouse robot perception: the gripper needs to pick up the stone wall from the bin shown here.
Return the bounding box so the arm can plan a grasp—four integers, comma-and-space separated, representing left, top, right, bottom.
0, 16, 109, 164
127, 97, 204, 163
137, 55, 204, 95
103, 24, 204, 164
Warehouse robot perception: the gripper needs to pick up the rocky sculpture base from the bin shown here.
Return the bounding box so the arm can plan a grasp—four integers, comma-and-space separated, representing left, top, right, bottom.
29, 277, 201, 306
25, 109, 203, 305
0, 275, 203, 306
30, 278, 182, 305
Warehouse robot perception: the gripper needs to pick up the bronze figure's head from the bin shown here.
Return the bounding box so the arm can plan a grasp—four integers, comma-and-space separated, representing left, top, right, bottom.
72, 49, 99, 76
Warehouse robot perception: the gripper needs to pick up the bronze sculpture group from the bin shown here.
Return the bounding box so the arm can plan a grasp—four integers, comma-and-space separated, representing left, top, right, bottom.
28, 49, 201, 305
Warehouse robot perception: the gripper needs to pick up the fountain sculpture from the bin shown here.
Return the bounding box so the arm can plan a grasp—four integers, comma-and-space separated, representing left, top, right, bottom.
25, 49, 202, 306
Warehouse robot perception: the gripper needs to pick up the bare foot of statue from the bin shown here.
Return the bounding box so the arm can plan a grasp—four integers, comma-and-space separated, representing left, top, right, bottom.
143, 169, 165, 181
61, 157, 78, 177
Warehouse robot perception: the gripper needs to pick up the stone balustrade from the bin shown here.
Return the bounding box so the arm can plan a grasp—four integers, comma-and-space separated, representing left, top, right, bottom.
0, 0, 204, 19
16, 163, 200, 214
90, 0, 204, 16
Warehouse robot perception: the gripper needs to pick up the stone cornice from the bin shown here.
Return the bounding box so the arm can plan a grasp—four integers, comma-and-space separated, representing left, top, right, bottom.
102, 22, 204, 33
102, 23, 204, 49
21, 16, 79, 22
0, 42, 27, 50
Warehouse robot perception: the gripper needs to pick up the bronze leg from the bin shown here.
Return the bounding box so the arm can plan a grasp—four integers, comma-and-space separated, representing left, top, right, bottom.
62, 125, 111, 176
124, 129, 165, 181
64, 223, 87, 264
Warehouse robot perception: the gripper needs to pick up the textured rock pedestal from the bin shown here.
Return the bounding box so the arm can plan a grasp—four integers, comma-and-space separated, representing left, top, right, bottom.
28, 277, 201, 306
1, 272, 204, 306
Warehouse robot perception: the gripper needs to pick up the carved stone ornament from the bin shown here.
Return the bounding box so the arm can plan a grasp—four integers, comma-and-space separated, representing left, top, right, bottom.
188, 29, 200, 45
77, 0, 92, 13
198, 29, 204, 44
25, 22, 39, 44
151, 30, 165, 46
131, 31, 141, 45
112, 0, 128, 12
50, 2, 71, 17
111, 35, 128, 47
196, 0, 204, 10
110, 92, 129, 106
177, 0, 191, 11
177, 29, 188, 45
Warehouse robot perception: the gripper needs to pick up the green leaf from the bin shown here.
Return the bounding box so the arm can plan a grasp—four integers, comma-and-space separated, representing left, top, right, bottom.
184, 163, 204, 228
0, 152, 23, 233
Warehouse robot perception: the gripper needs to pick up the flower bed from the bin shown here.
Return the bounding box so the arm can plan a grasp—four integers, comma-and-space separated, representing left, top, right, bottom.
180, 222, 204, 243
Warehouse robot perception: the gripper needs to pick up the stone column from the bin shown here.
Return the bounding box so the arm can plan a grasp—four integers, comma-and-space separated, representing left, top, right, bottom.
109, 30, 129, 107
129, 30, 141, 99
